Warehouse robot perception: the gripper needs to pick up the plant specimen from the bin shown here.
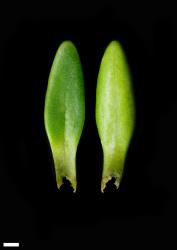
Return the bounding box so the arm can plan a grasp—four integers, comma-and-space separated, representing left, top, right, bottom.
44, 39, 135, 193
96, 41, 135, 192
44, 41, 85, 192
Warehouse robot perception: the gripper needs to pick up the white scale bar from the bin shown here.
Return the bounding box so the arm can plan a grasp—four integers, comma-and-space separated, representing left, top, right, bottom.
3, 243, 19, 247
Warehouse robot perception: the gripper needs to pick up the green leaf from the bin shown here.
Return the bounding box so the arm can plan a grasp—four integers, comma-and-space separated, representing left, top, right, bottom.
44, 41, 85, 192
96, 40, 135, 192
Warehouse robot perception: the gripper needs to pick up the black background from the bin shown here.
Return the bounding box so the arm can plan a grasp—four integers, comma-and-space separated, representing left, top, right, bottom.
1, 0, 177, 248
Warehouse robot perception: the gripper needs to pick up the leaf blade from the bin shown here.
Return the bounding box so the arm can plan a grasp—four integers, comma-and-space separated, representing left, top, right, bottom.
44, 41, 85, 191
96, 40, 135, 192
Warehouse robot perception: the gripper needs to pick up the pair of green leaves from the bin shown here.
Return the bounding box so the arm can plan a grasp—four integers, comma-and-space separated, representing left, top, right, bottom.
44, 40, 135, 192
